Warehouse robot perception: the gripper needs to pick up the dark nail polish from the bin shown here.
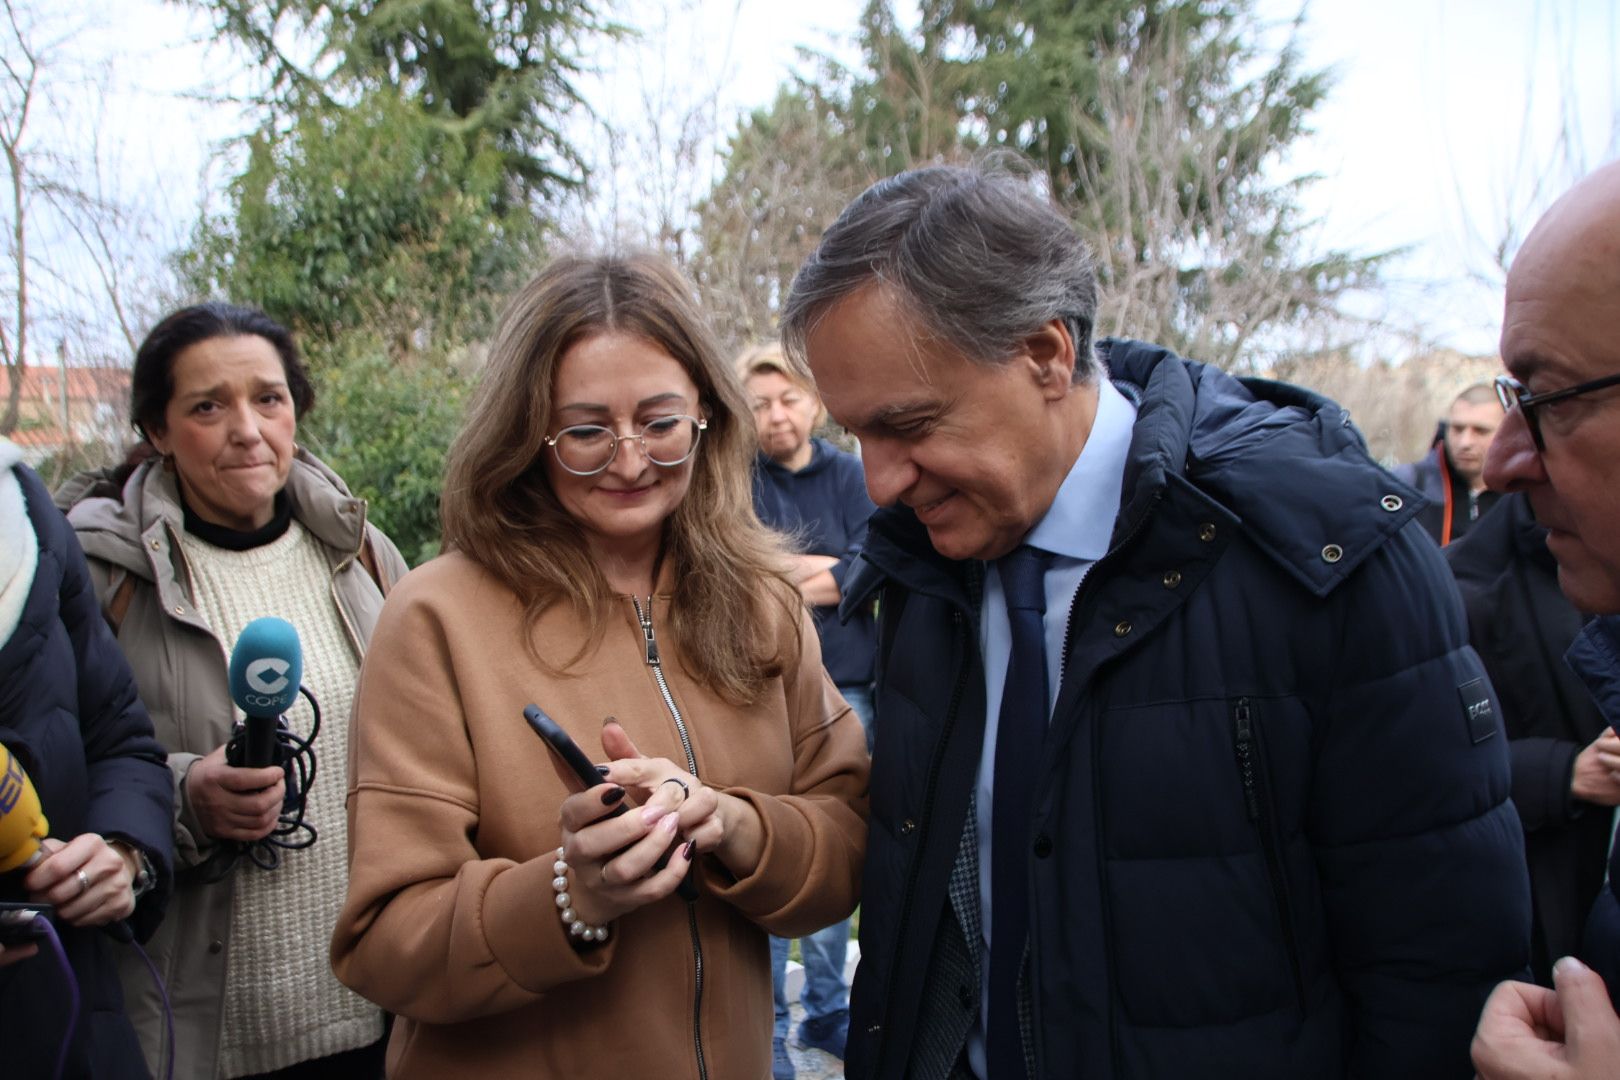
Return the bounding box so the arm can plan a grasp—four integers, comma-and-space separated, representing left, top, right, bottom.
595, 765, 611, 776
602, 786, 626, 806
682, 841, 695, 861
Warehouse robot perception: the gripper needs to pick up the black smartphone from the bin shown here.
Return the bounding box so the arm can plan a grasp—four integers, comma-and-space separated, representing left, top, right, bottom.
522, 704, 696, 899
523, 704, 627, 819
0, 901, 52, 946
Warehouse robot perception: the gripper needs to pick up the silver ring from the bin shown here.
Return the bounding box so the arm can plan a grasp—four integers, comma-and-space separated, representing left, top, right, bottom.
660, 777, 690, 802
76, 869, 91, 896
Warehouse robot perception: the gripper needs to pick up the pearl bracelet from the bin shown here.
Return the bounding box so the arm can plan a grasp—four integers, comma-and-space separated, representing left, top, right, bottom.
552, 848, 610, 944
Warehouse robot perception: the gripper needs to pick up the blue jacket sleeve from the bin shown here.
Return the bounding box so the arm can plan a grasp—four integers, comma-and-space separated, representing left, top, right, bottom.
23, 466, 174, 941
1310, 524, 1530, 1078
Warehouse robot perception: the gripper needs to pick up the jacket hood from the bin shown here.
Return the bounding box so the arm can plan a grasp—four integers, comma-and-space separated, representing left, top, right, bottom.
63, 445, 370, 582
847, 338, 1419, 612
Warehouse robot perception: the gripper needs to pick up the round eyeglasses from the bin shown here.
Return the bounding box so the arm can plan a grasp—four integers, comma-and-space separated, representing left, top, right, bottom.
544, 415, 707, 476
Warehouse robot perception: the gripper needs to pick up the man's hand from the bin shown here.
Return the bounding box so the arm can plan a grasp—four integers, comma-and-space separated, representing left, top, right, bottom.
1473, 957, 1620, 1079
1571, 730, 1620, 806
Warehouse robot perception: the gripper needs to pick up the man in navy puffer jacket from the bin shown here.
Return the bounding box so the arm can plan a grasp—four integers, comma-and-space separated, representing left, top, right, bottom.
781, 161, 1531, 1079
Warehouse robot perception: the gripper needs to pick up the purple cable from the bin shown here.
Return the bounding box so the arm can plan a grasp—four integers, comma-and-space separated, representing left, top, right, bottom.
34, 916, 78, 1080
130, 939, 176, 1080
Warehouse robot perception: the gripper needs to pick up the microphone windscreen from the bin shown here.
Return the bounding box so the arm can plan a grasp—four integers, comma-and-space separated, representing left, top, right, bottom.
0, 743, 49, 873
228, 617, 304, 719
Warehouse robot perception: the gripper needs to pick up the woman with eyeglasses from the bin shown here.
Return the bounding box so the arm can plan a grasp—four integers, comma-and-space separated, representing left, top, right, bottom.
330, 253, 870, 1078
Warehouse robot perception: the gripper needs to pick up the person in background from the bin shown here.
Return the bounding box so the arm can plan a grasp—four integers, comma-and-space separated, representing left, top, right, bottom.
1, 434, 173, 1078
1470, 160, 1620, 1080
59, 304, 407, 1079
738, 341, 878, 1078
1392, 383, 1503, 545
329, 253, 868, 1079
1448, 490, 1610, 987
785, 157, 1528, 1080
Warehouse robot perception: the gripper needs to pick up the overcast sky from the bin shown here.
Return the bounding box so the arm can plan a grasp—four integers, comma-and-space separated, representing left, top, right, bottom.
40, 0, 1620, 358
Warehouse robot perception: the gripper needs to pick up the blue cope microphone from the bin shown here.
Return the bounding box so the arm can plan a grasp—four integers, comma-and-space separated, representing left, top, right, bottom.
228, 617, 304, 768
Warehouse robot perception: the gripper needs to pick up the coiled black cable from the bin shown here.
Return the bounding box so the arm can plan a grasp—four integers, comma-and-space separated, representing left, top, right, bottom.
189, 685, 322, 884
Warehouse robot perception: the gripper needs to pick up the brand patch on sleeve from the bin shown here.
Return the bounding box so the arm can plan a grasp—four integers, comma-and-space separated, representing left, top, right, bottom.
1458, 677, 1498, 745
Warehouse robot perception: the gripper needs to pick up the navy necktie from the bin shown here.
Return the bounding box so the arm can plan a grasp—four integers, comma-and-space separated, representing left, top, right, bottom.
988, 544, 1053, 1080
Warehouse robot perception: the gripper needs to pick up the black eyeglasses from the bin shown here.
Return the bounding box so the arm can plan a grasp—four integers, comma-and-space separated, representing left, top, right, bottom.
1493, 372, 1620, 450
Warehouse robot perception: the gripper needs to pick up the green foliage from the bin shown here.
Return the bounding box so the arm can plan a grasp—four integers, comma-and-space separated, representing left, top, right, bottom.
185, 0, 611, 203
697, 0, 1381, 366
174, 1, 615, 565
299, 342, 471, 566
182, 90, 538, 345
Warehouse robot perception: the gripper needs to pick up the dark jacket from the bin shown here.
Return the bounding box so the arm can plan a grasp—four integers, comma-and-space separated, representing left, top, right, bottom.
841, 340, 1530, 1079
1573, 615, 1620, 1006
1447, 492, 1607, 984
0, 461, 174, 1080
752, 437, 879, 687
1391, 423, 1499, 546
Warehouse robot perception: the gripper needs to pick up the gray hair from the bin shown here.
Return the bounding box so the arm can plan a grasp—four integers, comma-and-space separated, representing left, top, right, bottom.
780, 158, 1101, 383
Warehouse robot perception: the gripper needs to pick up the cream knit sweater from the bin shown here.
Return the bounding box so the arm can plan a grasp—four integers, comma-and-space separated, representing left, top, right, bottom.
178, 522, 383, 1077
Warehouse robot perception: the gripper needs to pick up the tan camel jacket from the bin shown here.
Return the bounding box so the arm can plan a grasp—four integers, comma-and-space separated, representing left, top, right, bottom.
329, 551, 869, 1079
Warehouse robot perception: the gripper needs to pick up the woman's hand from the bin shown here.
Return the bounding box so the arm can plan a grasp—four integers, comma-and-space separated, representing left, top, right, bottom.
556, 777, 698, 927
185, 744, 285, 841
22, 835, 136, 927
597, 721, 765, 881
599, 721, 726, 854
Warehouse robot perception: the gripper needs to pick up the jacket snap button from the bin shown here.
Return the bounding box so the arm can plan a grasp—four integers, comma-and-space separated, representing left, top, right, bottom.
1380, 494, 1403, 512
173, 605, 185, 615
1198, 523, 1217, 542
1113, 621, 1132, 637
900, 818, 917, 835
148, 538, 160, 550
1033, 835, 1054, 858
1321, 544, 1344, 564
1161, 570, 1182, 589
208, 939, 223, 955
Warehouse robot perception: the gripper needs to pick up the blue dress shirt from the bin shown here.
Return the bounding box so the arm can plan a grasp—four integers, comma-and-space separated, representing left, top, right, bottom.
967, 377, 1137, 1078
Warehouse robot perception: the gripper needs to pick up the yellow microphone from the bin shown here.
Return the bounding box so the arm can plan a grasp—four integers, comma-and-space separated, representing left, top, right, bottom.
0, 742, 49, 873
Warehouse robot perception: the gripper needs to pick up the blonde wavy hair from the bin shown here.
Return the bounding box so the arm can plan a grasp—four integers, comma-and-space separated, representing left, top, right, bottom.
734, 341, 829, 429
441, 252, 799, 704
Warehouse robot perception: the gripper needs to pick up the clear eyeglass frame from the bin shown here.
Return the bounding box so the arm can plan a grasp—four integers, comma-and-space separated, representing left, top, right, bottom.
543, 415, 708, 476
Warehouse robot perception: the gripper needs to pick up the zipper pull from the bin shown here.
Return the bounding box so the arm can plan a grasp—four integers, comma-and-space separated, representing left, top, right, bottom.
640, 597, 660, 666
1233, 699, 1259, 821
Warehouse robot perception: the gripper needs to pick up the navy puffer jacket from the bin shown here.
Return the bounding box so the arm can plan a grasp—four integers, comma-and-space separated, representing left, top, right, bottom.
0, 460, 173, 1079
842, 341, 1530, 1079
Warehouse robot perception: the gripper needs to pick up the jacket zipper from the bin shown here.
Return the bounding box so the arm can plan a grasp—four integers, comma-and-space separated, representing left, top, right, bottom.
1050, 492, 1159, 1071
1231, 698, 1307, 1015
631, 596, 708, 1080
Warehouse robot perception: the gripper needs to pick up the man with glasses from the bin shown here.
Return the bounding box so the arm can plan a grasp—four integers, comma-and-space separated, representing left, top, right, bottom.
1472, 162, 1620, 1080
784, 158, 1530, 1080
